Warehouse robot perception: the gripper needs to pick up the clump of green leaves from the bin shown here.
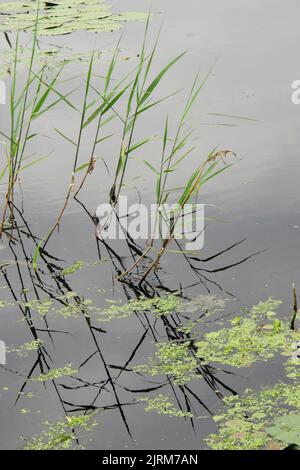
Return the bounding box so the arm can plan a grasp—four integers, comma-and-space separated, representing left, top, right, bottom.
195, 298, 296, 368
20, 298, 53, 316
266, 414, 300, 447
32, 364, 77, 382
285, 358, 300, 380
12, 339, 42, 357
99, 293, 226, 322
56, 296, 93, 318
135, 341, 198, 385
17, 293, 95, 318
99, 294, 182, 322
61, 260, 84, 276
0, 0, 147, 36
60, 259, 106, 276
251, 298, 283, 317
23, 413, 98, 450
207, 382, 300, 450
139, 394, 193, 418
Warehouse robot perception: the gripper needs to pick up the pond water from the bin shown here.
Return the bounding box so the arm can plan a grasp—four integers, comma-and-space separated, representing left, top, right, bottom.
0, 0, 299, 450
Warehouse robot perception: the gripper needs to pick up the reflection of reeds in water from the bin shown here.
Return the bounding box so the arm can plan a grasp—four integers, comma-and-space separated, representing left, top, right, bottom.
1, 207, 246, 448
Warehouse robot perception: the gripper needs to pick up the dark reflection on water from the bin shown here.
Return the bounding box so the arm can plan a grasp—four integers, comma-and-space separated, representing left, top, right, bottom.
0, 202, 255, 449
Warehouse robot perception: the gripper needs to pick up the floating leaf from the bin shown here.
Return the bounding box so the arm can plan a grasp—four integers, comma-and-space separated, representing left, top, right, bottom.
207, 383, 300, 450
0, 1, 147, 36
267, 414, 300, 447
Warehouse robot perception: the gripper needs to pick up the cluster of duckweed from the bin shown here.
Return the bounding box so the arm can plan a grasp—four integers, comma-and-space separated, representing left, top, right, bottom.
206, 382, 300, 450
98, 294, 182, 322
31, 364, 77, 382
23, 413, 98, 450
18, 292, 94, 318
285, 358, 300, 380
250, 298, 283, 316
176, 319, 201, 334
19, 391, 35, 399
20, 298, 54, 316
11, 339, 43, 358
134, 342, 199, 386
0, 299, 13, 308
60, 260, 84, 276
60, 259, 107, 277
0, 0, 147, 36
195, 298, 298, 368
12, 292, 227, 323
133, 296, 300, 449
98, 293, 226, 323
139, 394, 193, 418
56, 296, 93, 318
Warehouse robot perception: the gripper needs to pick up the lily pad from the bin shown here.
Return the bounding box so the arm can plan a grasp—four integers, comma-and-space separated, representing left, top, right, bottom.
207, 383, 300, 450
0, 0, 147, 36
267, 414, 300, 447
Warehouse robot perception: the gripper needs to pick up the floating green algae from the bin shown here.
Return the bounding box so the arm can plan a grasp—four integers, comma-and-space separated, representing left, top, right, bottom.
60, 259, 107, 276
20, 297, 54, 315
23, 413, 98, 450
0, 299, 12, 308
139, 394, 193, 418
207, 382, 300, 450
133, 298, 298, 385
195, 298, 298, 368
60, 260, 84, 276
98, 293, 226, 322
98, 294, 182, 322
31, 364, 77, 381
0, 0, 147, 36
18, 292, 94, 318
135, 341, 199, 386
56, 299, 93, 317
285, 358, 300, 380
11, 339, 43, 357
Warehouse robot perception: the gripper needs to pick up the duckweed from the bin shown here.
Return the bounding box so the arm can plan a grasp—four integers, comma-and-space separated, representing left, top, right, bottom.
206, 383, 300, 450
98, 293, 225, 322
12, 339, 43, 357
98, 294, 182, 321
32, 364, 77, 382
135, 342, 198, 386
139, 394, 193, 418
195, 298, 296, 368
23, 413, 97, 450
61, 260, 84, 276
